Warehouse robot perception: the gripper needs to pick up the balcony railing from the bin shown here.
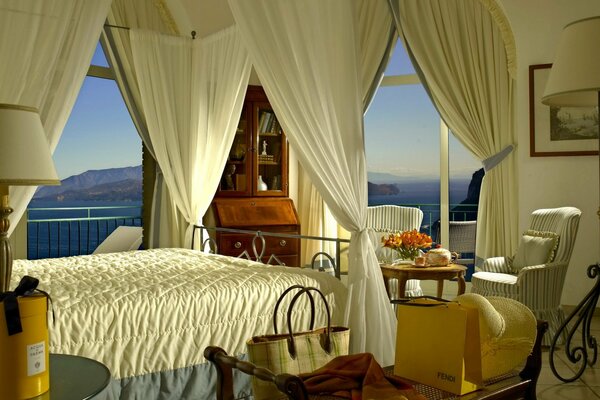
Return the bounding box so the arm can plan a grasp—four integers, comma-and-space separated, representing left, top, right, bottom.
395, 203, 478, 237
25, 203, 475, 260
27, 205, 142, 259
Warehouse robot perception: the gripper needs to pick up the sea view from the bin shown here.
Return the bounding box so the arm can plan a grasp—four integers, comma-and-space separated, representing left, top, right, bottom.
369, 177, 477, 231
27, 199, 142, 259
26, 169, 477, 259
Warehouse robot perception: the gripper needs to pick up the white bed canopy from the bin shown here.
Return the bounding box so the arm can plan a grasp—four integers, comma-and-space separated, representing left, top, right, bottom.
2, 0, 518, 367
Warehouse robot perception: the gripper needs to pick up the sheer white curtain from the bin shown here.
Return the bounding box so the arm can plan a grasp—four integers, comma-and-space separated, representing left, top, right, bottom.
229, 0, 396, 364
0, 0, 112, 235
298, 0, 396, 266
391, 0, 519, 261
102, 0, 177, 156
130, 27, 251, 247
298, 1, 395, 268
101, 0, 181, 248
298, 171, 335, 267
359, 0, 397, 110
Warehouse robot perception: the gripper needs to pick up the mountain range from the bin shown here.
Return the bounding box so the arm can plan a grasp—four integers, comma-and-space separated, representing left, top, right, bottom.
31, 166, 480, 203
33, 165, 142, 202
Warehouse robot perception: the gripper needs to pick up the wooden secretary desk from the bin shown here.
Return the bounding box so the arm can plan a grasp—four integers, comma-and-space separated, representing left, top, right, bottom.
210, 86, 301, 267
211, 197, 300, 267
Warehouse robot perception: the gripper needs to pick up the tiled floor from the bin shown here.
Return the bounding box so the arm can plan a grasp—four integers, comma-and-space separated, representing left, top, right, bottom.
537, 315, 600, 399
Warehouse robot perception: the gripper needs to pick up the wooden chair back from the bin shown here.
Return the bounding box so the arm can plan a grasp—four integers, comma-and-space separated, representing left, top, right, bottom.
204, 346, 308, 400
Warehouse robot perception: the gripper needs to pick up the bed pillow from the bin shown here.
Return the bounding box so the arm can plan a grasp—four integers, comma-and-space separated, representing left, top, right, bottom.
511, 230, 559, 272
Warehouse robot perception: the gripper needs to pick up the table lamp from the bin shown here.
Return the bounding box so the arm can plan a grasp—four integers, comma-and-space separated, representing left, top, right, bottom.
541, 16, 600, 382
0, 104, 59, 292
542, 16, 600, 213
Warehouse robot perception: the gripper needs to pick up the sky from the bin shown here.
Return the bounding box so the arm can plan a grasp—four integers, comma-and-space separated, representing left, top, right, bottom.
364, 40, 480, 180
52, 45, 141, 179
51, 40, 479, 181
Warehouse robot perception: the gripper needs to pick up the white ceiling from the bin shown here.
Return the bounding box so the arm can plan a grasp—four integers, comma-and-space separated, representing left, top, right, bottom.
166, 0, 260, 84
167, 0, 235, 39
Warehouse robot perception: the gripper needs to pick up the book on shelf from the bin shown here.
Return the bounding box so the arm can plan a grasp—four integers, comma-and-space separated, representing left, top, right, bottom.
258, 154, 275, 162
266, 113, 276, 133
258, 112, 267, 133
260, 110, 276, 133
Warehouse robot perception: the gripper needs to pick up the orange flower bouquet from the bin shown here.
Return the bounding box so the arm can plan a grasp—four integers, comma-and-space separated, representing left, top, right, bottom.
382, 229, 433, 261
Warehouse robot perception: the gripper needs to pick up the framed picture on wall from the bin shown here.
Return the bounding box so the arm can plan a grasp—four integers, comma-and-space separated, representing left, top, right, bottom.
529, 63, 599, 157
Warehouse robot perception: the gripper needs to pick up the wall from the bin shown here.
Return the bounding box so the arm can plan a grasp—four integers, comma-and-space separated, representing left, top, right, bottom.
499, 0, 600, 306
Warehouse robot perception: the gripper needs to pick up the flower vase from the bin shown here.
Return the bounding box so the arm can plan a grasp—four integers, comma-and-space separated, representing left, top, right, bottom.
392, 248, 422, 265
257, 175, 268, 191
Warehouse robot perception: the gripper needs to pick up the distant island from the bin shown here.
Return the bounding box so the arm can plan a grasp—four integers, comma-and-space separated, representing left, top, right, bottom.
33, 165, 142, 202
368, 182, 400, 195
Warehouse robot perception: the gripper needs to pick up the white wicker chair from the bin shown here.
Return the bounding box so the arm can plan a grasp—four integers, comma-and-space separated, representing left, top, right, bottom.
366, 205, 424, 298
471, 207, 581, 345
448, 220, 477, 265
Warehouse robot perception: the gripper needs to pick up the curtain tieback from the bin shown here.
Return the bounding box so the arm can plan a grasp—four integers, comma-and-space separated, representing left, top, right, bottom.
483, 144, 514, 172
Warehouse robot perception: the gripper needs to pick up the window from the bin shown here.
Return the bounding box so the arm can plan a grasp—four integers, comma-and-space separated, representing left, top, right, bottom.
27, 43, 142, 259
51, 43, 141, 177
364, 39, 481, 252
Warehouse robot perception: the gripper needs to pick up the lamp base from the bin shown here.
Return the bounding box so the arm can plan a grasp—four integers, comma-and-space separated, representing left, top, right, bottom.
0, 188, 13, 292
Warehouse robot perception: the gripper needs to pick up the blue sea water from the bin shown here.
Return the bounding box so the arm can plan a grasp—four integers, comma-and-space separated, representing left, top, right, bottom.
27, 199, 142, 259
26, 179, 474, 259
368, 179, 474, 233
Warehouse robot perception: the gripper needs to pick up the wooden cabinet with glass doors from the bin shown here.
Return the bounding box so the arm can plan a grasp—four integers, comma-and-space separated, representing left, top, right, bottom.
216, 86, 288, 197
211, 86, 300, 267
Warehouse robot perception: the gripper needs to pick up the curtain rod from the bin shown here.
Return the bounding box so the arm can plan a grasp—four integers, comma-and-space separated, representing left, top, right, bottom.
104, 23, 197, 39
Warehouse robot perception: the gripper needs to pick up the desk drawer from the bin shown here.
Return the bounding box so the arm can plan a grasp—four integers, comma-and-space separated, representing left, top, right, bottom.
218, 233, 299, 256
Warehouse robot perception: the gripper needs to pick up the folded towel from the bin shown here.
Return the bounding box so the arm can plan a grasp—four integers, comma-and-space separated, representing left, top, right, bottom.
299, 353, 427, 400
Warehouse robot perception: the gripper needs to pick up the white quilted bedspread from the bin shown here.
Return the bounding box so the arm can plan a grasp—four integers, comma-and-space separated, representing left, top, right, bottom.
11, 248, 347, 379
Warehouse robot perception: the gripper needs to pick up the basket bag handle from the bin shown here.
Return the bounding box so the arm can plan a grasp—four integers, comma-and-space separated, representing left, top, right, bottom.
286, 287, 332, 358
273, 285, 315, 334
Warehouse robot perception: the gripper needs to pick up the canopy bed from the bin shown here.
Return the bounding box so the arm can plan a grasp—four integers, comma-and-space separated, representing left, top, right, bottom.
11, 248, 347, 399
3, 0, 522, 395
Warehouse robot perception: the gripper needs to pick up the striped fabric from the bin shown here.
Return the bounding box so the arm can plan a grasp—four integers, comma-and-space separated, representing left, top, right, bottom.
366, 205, 424, 297
478, 256, 511, 273
471, 207, 581, 345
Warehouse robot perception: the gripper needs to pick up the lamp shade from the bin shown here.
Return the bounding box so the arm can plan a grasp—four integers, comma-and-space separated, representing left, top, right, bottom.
542, 16, 600, 107
0, 104, 59, 185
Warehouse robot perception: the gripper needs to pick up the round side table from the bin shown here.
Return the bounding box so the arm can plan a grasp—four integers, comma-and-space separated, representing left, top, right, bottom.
33, 354, 111, 400
380, 263, 467, 299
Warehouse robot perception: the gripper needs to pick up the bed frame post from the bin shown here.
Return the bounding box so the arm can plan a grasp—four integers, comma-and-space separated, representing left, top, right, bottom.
204, 346, 235, 400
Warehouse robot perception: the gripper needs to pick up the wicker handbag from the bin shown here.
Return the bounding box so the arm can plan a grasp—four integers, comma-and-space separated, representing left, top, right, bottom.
247, 285, 350, 400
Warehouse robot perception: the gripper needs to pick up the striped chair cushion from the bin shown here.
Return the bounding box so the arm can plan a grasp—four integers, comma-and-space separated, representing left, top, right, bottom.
471, 271, 518, 299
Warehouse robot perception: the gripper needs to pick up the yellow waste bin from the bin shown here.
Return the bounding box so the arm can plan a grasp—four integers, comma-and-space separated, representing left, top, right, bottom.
0, 293, 49, 399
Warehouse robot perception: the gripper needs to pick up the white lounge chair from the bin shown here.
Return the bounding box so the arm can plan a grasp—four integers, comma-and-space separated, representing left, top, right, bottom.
93, 225, 143, 254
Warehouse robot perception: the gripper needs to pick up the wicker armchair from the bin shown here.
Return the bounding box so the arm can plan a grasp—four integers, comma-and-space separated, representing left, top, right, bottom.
366, 205, 424, 298
471, 207, 581, 345
448, 220, 477, 265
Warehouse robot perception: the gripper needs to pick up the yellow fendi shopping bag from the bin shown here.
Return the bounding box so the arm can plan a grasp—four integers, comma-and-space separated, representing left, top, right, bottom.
394, 297, 483, 395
